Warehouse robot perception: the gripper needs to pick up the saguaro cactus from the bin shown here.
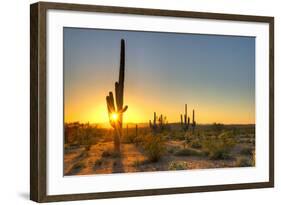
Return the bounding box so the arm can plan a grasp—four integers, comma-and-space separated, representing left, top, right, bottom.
192, 109, 196, 133
149, 112, 157, 130
181, 104, 190, 131
180, 104, 196, 133
149, 112, 167, 132
106, 39, 128, 153
135, 124, 138, 138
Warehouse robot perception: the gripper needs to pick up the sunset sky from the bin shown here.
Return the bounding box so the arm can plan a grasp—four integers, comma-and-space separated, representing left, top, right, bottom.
64, 27, 255, 125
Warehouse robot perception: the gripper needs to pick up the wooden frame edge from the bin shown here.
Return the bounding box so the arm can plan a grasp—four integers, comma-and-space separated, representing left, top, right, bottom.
30, 2, 48, 202
30, 2, 39, 202
30, 1, 274, 202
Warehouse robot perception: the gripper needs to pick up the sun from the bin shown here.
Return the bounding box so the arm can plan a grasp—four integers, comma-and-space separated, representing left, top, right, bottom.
111, 113, 119, 121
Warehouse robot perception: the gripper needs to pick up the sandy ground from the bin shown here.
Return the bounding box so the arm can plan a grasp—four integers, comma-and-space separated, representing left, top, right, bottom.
64, 140, 240, 176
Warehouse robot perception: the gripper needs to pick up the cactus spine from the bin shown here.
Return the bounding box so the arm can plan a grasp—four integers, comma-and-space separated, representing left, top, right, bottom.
106, 39, 128, 153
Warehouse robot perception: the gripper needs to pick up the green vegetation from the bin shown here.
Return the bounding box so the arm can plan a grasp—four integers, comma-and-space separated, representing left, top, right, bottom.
174, 148, 203, 157
72, 161, 86, 172
94, 158, 104, 166
168, 161, 189, 170
101, 149, 120, 158
143, 135, 165, 162
64, 122, 255, 175
236, 156, 254, 167
240, 146, 254, 155
202, 132, 235, 160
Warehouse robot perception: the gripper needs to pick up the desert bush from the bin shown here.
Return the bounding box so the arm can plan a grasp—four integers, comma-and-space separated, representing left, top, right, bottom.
190, 140, 202, 149
75, 149, 88, 161
102, 149, 120, 158
72, 161, 86, 171
240, 147, 253, 155
122, 134, 135, 144
94, 158, 104, 166
174, 148, 203, 157
170, 130, 186, 140
167, 146, 180, 154
143, 135, 165, 162
134, 135, 143, 146
212, 123, 225, 133
132, 159, 148, 168
203, 132, 235, 160
236, 156, 254, 167
168, 161, 188, 170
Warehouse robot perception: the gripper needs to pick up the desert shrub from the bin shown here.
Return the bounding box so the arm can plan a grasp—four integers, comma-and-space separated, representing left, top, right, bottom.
236, 156, 254, 167
102, 149, 120, 158
168, 161, 188, 170
132, 159, 148, 168
85, 144, 91, 151
94, 158, 103, 166
72, 161, 85, 171
134, 135, 144, 146
167, 146, 180, 154
240, 147, 253, 155
143, 135, 165, 162
122, 134, 135, 144
212, 123, 225, 133
171, 130, 186, 140
245, 138, 254, 144
190, 140, 202, 149
203, 132, 235, 160
174, 148, 203, 157
75, 150, 88, 161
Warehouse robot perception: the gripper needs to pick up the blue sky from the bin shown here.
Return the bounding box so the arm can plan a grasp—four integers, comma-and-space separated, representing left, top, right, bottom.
64, 27, 255, 124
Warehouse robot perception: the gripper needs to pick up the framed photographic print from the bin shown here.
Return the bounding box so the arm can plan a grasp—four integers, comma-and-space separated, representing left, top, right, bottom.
30, 1, 274, 202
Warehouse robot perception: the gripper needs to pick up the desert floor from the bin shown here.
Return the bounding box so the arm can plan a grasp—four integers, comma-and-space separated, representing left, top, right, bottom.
64, 125, 255, 176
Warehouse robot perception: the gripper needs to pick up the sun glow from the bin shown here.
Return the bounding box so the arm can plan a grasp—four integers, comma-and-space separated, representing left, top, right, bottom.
111, 113, 119, 121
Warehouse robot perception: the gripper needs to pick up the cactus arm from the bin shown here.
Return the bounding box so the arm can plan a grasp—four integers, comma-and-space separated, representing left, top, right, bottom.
120, 105, 128, 113
107, 92, 116, 112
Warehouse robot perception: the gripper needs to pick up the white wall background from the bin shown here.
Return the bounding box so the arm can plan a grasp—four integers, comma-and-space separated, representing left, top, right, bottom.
0, 0, 279, 204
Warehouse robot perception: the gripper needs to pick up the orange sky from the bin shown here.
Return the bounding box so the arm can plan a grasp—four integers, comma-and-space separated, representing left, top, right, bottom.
64, 28, 255, 125
64, 92, 255, 125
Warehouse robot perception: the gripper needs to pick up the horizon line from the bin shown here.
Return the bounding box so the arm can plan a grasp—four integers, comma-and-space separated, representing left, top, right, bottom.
64, 121, 256, 126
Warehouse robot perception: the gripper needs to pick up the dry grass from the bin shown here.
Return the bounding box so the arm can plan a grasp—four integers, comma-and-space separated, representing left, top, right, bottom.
174, 148, 203, 157
202, 132, 235, 160
101, 149, 120, 158
168, 161, 189, 170
64, 124, 255, 175
143, 135, 165, 162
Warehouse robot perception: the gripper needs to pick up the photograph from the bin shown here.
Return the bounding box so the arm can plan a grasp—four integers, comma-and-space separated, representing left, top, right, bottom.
63, 27, 256, 176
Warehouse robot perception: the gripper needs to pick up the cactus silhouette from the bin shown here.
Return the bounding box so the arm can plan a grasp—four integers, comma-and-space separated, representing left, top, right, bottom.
180, 104, 196, 133
106, 39, 128, 152
149, 112, 166, 132
192, 109, 196, 133
181, 104, 190, 131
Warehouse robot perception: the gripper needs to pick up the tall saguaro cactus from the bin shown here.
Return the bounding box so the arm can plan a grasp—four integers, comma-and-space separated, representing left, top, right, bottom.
192, 109, 196, 133
106, 39, 128, 153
